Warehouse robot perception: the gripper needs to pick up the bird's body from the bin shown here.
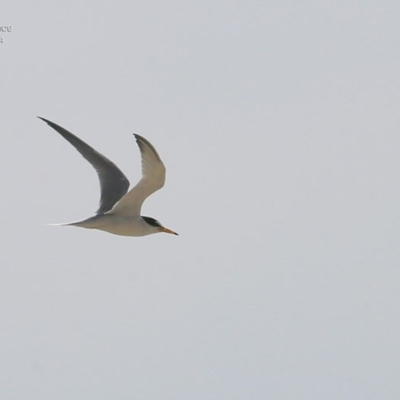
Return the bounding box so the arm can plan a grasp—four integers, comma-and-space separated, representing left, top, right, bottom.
64, 214, 163, 237
39, 117, 178, 237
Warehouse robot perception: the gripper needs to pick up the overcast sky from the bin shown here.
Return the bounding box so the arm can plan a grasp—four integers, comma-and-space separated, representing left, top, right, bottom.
2, 1, 400, 399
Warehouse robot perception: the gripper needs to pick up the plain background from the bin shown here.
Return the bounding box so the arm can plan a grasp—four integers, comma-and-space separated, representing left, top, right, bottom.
2, 1, 400, 399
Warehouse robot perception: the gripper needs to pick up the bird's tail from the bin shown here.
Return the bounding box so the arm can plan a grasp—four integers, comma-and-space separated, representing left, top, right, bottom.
47, 221, 80, 227
48, 215, 105, 229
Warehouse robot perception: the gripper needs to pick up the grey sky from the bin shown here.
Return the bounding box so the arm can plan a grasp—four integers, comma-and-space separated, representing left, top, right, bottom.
2, 1, 400, 399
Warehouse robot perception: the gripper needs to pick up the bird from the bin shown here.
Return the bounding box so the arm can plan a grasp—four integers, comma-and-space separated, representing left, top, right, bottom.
38, 117, 178, 237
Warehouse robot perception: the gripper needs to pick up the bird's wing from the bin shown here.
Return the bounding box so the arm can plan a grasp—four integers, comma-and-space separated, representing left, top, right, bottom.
110, 134, 166, 217
38, 117, 130, 214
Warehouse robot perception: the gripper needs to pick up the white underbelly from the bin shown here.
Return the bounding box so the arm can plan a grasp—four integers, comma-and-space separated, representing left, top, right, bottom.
72, 215, 156, 237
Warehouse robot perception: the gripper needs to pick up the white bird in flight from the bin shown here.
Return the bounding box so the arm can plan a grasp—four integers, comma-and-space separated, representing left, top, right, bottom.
39, 117, 178, 237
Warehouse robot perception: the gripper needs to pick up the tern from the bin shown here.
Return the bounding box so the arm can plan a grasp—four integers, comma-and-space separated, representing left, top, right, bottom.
39, 117, 178, 237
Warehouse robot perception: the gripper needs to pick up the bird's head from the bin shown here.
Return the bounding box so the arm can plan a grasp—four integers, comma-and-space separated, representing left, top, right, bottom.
142, 216, 178, 235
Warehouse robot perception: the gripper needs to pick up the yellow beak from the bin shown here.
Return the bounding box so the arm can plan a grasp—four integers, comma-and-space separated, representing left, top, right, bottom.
159, 227, 179, 235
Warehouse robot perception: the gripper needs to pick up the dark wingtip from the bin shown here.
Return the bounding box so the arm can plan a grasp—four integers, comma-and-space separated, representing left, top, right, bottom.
38, 117, 60, 130
38, 116, 49, 124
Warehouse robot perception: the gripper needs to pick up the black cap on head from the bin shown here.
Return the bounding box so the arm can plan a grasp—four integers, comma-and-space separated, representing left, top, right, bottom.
142, 216, 162, 228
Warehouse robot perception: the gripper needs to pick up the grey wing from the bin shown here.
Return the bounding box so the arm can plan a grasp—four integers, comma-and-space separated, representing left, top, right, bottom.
38, 117, 130, 214
110, 134, 166, 216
